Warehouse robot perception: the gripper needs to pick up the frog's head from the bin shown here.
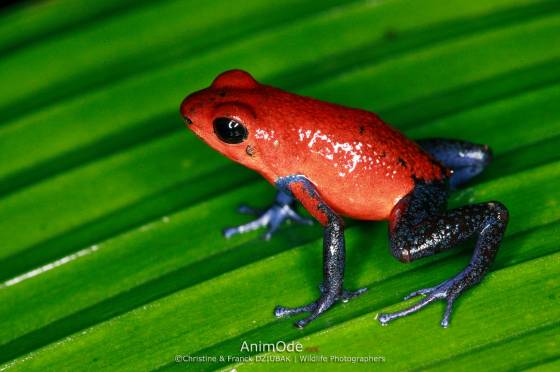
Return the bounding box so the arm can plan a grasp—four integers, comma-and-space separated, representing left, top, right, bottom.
180, 70, 271, 177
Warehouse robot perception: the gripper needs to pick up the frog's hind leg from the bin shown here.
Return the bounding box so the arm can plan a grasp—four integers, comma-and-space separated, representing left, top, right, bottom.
417, 138, 492, 189
379, 181, 508, 327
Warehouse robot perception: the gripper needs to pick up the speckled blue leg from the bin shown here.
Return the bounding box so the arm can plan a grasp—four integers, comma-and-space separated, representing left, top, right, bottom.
272, 175, 367, 328
417, 138, 492, 189
223, 190, 313, 240
378, 181, 508, 327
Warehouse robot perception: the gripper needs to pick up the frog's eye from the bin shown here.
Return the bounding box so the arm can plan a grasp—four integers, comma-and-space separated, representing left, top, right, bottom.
213, 117, 248, 144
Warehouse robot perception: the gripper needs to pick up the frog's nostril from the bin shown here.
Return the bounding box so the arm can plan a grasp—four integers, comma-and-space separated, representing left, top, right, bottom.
183, 115, 193, 126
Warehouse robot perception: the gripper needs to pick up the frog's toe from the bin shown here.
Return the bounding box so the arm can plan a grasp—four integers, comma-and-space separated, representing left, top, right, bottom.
222, 214, 269, 238
378, 294, 439, 326
237, 204, 265, 216
274, 302, 317, 318
441, 300, 455, 328
340, 287, 368, 303
403, 286, 437, 300
260, 207, 287, 240
262, 222, 281, 241
377, 277, 464, 327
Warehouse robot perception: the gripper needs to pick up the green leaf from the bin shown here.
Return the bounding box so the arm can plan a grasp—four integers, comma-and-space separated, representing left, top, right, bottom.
1, 0, 558, 370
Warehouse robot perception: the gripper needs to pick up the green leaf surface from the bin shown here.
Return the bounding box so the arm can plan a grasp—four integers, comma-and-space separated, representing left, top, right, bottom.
0, 0, 558, 370
0, 0, 147, 55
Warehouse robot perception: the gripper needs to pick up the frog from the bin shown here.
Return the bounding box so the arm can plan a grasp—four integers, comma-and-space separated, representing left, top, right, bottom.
179, 69, 509, 329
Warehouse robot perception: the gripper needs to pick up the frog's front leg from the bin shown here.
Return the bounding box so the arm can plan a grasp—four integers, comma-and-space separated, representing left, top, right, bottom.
223, 190, 313, 240
378, 181, 509, 327
272, 175, 367, 328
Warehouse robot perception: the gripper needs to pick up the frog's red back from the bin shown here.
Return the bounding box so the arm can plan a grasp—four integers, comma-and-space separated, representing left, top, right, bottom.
182, 70, 446, 221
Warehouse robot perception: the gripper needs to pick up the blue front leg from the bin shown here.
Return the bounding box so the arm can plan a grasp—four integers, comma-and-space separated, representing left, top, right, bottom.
273, 175, 367, 328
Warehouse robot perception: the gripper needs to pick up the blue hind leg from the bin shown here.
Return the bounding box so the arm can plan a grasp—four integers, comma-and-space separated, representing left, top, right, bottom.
417, 138, 492, 189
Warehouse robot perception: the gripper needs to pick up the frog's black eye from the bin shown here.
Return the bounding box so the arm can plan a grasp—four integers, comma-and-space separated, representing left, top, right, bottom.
213, 117, 248, 144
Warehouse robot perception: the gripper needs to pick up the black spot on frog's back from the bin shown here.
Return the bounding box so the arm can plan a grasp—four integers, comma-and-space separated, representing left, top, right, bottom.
398, 157, 408, 168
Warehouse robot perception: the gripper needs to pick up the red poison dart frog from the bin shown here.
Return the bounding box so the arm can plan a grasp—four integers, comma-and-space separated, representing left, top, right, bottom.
180, 70, 509, 328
